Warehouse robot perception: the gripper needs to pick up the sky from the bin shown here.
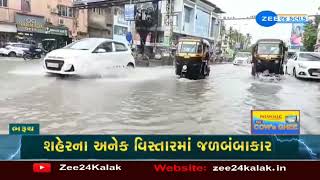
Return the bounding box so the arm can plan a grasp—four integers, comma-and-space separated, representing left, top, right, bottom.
211, 0, 320, 43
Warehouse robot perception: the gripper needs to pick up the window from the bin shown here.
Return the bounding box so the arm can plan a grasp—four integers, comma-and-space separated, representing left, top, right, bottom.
68, 8, 74, 17
13, 44, 22, 48
21, 0, 31, 12
59, 18, 64, 25
22, 44, 31, 48
257, 43, 280, 55
0, 0, 8, 7
65, 39, 98, 50
98, 8, 103, 15
184, 6, 192, 23
114, 25, 128, 36
197, 44, 203, 53
58, 5, 74, 17
287, 52, 296, 59
97, 42, 113, 52
210, 18, 216, 37
62, 7, 66, 16
299, 53, 320, 61
178, 43, 198, 53
91, 8, 103, 15
114, 42, 128, 52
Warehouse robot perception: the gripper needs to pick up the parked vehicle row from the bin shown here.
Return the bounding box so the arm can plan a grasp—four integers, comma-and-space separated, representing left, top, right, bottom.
0, 42, 31, 57
0, 42, 47, 60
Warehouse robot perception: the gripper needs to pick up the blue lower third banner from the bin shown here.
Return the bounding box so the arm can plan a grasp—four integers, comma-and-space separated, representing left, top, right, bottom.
1, 135, 320, 160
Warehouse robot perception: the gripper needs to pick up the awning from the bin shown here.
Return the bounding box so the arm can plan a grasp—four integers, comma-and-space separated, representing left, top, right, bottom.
0, 23, 17, 33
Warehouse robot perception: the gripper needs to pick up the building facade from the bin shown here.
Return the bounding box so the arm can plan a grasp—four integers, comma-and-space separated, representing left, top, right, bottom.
0, 0, 88, 49
86, 6, 129, 44
113, 6, 130, 44
87, 7, 113, 39
169, 0, 223, 43
133, 0, 224, 57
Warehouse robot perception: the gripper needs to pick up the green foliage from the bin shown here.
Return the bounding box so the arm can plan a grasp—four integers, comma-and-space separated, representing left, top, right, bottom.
303, 16, 320, 51
303, 23, 317, 51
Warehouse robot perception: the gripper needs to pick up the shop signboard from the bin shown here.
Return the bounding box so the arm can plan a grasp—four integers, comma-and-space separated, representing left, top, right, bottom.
124, 4, 135, 21
16, 13, 45, 33
45, 27, 68, 36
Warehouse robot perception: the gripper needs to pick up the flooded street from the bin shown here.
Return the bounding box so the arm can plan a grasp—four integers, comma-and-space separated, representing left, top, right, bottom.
0, 58, 319, 134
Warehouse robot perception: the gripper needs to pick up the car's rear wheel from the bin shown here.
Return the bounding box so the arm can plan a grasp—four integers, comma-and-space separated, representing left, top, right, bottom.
8, 52, 16, 57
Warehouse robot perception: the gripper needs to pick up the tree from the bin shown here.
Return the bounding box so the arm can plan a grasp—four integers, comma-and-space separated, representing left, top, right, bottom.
303, 23, 317, 51
303, 16, 320, 51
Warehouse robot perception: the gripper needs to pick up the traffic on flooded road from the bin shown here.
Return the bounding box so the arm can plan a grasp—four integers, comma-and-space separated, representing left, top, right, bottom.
0, 57, 319, 134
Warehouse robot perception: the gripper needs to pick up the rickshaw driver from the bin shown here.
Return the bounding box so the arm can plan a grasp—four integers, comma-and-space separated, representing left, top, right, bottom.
201, 42, 210, 76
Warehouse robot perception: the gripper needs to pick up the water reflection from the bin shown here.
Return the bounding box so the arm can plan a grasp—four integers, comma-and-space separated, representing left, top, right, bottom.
246, 82, 282, 110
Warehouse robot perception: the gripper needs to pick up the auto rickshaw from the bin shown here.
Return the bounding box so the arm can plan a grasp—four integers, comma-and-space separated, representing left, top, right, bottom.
251, 39, 288, 77
175, 38, 210, 79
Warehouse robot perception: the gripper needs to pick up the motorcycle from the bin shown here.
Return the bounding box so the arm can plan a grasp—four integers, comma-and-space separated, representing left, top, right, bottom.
23, 48, 45, 60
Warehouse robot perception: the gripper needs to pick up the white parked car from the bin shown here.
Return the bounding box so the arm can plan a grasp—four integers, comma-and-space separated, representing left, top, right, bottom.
233, 52, 251, 65
285, 52, 320, 79
43, 38, 135, 75
0, 42, 31, 57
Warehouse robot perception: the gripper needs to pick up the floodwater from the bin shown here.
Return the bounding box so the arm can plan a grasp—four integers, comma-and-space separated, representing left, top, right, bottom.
0, 58, 319, 134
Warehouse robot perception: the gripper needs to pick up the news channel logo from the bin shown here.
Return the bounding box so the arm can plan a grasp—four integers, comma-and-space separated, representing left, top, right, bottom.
256, 10, 309, 27
251, 110, 300, 135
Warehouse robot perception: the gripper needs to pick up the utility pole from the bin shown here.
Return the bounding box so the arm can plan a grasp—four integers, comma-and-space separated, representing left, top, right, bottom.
165, 0, 173, 48
129, 0, 133, 47
163, 0, 174, 64
168, 0, 173, 48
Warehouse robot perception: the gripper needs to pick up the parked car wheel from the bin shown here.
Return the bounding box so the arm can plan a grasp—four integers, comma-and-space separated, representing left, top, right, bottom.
8, 52, 16, 57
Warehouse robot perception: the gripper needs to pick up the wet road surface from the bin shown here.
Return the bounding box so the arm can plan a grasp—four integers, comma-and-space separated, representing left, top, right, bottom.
0, 57, 319, 134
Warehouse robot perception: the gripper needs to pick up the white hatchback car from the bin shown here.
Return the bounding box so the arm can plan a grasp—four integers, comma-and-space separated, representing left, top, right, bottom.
0, 42, 30, 57
285, 52, 320, 79
233, 52, 251, 65
43, 38, 135, 75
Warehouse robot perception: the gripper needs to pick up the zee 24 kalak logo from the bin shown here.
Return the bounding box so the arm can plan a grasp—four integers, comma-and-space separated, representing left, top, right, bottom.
256, 10, 309, 27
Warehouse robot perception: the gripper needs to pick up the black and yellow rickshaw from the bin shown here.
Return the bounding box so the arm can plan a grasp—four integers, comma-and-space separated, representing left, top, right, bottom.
251, 39, 288, 77
175, 38, 210, 79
